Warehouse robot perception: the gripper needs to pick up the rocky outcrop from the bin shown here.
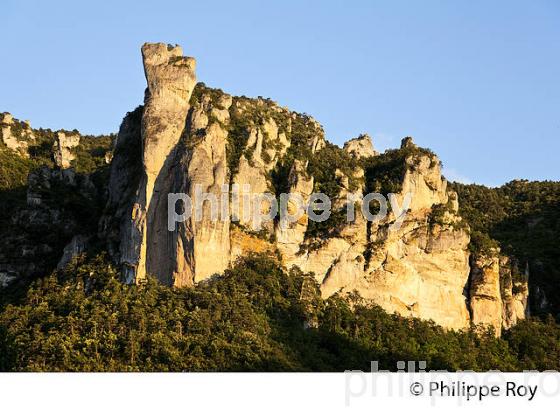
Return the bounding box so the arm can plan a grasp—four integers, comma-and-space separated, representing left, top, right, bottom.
1, 113, 33, 156
53, 132, 80, 169
469, 252, 529, 335
343, 133, 377, 158
0, 272, 16, 288
275, 159, 315, 265
0, 163, 101, 284
401, 154, 449, 212
500, 257, 529, 329
229, 100, 291, 233
171, 94, 232, 285
291, 145, 471, 330
469, 253, 503, 334
1, 113, 13, 126
0, 110, 113, 287
100, 43, 530, 335
57, 235, 89, 269
119, 43, 197, 284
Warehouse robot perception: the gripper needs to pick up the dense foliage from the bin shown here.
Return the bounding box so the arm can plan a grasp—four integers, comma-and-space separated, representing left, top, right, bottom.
0, 121, 113, 291
1, 254, 559, 372
452, 181, 560, 316
362, 144, 437, 196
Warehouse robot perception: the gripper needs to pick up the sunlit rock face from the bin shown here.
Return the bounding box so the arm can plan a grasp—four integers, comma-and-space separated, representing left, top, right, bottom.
469, 253, 503, 335
287, 145, 471, 330
170, 96, 232, 286
116, 43, 197, 284
1, 112, 34, 156
500, 256, 529, 329
343, 133, 377, 159
53, 132, 80, 169
102, 42, 529, 334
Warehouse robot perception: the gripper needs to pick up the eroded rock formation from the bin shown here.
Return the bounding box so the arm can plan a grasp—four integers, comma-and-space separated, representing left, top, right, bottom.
469, 252, 529, 335
53, 132, 80, 169
118, 43, 197, 284
343, 133, 377, 158
1, 112, 33, 156
99, 42, 529, 334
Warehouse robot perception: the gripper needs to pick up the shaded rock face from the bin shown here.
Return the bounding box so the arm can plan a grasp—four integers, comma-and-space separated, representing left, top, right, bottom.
1, 165, 101, 284
469, 253, 529, 336
102, 43, 529, 334
57, 235, 89, 270
0, 111, 113, 288
100, 106, 143, 267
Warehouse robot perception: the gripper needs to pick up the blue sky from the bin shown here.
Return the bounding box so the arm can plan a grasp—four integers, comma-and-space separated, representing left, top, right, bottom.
1, 0, 559, 186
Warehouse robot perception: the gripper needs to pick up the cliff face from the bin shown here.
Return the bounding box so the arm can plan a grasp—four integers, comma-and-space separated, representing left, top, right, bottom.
1, 43, 532, 335
117, 43, 197, 284
284, 144, 472, 329
97, 42, 530, 333
469, 253, 529, 335
171, 91, 232, 286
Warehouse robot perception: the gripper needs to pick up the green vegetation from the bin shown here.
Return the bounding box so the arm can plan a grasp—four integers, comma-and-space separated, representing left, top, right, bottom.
1, 254, 559, 371
226, 104, 252, 179
72, 134, 114, 174
428, 202, 468, 231
307, 142, 360, 199
189, 82, 228, 110
0, 116, 114, 291
0, 148, 33, 236
362, 144, 437, 196
452, 181, 560, 316
303, 142, 362, 243
2, 102, 559, 373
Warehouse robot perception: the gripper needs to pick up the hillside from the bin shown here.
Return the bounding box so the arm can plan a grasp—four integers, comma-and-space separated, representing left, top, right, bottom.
1, 43, 559, 371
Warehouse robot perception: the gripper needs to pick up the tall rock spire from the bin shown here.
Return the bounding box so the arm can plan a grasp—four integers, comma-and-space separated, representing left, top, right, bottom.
121, 43, 197, 283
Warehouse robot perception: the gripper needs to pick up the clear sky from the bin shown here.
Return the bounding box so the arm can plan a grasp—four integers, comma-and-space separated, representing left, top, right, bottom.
1, 0, 559, 186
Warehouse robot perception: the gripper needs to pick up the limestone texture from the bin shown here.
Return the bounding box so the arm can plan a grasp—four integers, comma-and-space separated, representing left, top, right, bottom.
97, 43, 530, 334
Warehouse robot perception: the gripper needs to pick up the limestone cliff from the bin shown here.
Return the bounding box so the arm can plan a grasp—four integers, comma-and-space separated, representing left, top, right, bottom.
119, 43, 197, 284
170, 90, 232, 285
97, 43, 531, 334
1, 113, 34, 156
286, 144, 472, 330
0, 43, 536, 335
343, 133, 377, 158
53, 132, 80, 169
469, 252, 529, 335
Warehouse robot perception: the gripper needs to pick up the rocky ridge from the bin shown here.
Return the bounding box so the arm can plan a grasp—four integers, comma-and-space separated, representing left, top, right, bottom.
0, 43, 530, 335
99, 43, 528, 334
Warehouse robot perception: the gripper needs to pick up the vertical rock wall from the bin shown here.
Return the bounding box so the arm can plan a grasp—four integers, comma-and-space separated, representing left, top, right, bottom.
102, 43, 529, 335
120, 43, 197, 283
469, 253, 529, 335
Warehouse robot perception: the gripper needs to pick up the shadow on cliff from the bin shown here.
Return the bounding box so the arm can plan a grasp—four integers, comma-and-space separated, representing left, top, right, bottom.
0, 165, 110, 307
492, 203, 560, 318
